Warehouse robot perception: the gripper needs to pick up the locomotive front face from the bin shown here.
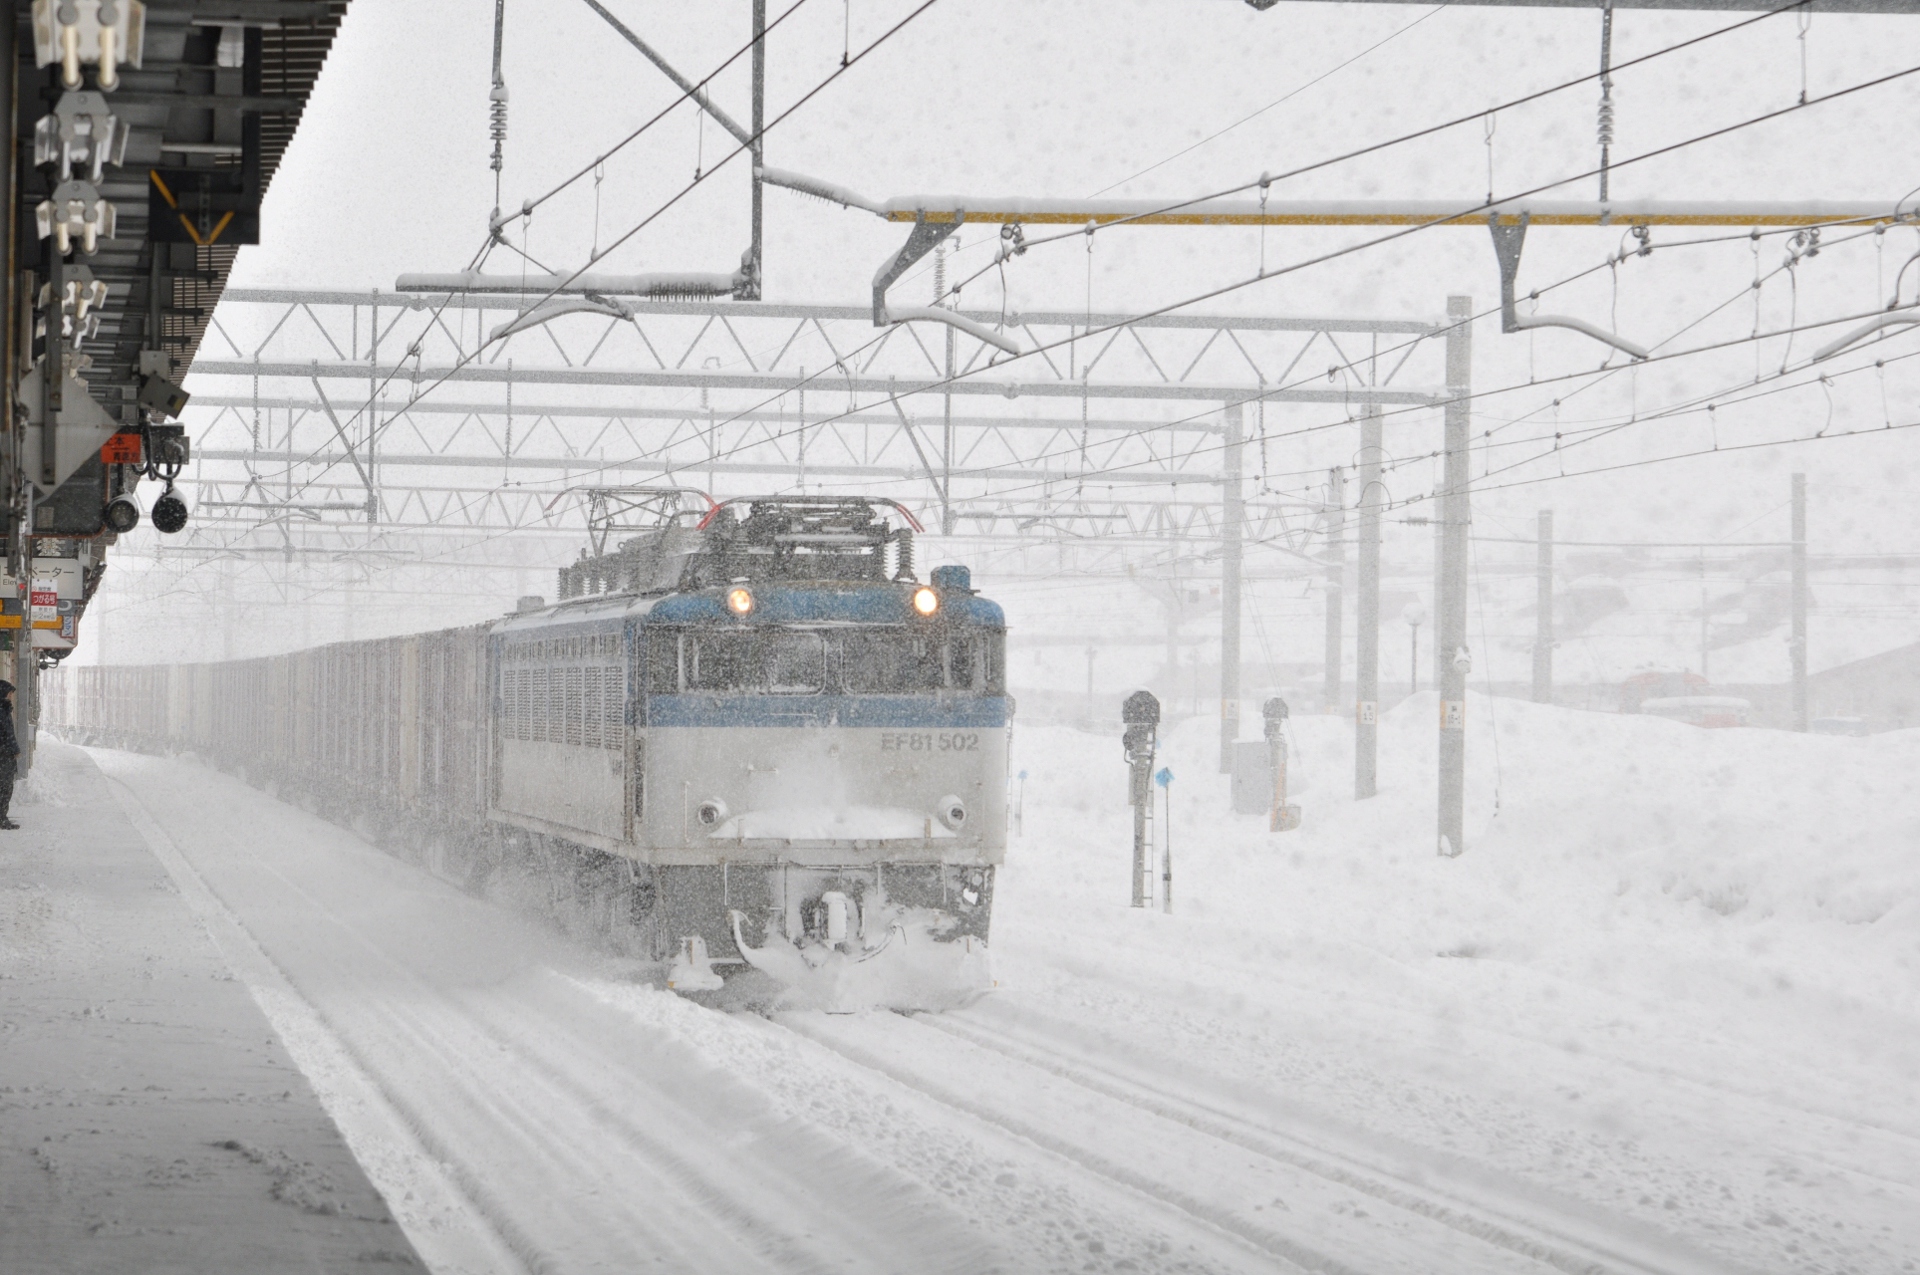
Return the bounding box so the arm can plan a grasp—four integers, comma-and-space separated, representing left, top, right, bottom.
638, 583, 1010, 867
487, 495, 1010, 1003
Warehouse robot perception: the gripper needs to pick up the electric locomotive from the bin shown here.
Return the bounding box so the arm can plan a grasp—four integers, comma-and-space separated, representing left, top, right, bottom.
488, 496, 1009, 1000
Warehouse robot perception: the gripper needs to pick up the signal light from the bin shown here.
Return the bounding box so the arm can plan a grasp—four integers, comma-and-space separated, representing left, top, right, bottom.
103, 494, 138, 533
150, 486, 187, 534
725, 586, 753, 616
911, 586, 939, 616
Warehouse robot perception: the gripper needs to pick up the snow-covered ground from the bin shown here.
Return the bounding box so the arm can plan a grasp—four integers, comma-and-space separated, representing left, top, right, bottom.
77, 696, 1920, 1274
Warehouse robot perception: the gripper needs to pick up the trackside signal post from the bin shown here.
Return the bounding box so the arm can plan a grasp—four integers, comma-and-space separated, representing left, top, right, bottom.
1155, 766, 1174, 913
1264, 697, 1300, 832
1123, 690, 1160, 908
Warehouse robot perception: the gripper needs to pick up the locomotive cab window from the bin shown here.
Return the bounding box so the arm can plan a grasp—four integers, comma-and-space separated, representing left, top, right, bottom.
647, 626, 1005, 695
841, 630, 1006, 695
840, 631, 944, 693
659, 630, 826, 694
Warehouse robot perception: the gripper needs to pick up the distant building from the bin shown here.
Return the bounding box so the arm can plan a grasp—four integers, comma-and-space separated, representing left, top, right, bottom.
1807, 641, 1920, 731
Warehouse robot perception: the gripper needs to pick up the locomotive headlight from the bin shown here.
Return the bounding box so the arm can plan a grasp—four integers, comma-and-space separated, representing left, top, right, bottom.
937, 794, 967, 829
696, 798, 728, 828
726, 586, 754, 616
911, 586, 940, 616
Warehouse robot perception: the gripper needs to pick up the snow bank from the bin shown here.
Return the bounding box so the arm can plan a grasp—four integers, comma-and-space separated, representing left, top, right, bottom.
1008, 693, 1920, 1014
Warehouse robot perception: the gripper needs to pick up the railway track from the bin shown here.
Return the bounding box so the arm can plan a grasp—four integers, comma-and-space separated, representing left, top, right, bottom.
106, 757, 1004, 1275
92, 744, 1841, 1275
775, 1006, 1754, 1275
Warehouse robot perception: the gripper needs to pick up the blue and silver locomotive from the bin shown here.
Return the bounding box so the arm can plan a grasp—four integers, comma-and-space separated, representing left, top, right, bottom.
488, 496, 1010, 999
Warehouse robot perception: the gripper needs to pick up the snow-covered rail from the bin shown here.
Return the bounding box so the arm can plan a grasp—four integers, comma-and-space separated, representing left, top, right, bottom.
776, 1008, 1753, 1275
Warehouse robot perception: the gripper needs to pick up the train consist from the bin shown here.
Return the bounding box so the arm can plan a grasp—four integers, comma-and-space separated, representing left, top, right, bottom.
48, 496, 1011, 1003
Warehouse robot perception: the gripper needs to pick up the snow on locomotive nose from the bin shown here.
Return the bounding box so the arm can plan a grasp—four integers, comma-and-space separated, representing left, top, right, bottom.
489, 495, 1009, 1011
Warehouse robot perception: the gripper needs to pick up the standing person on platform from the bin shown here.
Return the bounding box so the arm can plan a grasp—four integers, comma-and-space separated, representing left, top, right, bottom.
0, 680, 19, 829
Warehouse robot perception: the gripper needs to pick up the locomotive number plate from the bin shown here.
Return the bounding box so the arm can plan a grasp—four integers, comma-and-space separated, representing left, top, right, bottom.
880, 732, 980, 752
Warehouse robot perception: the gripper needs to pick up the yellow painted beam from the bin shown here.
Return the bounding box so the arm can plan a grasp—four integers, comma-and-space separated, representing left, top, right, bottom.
881, 199, 1906, 228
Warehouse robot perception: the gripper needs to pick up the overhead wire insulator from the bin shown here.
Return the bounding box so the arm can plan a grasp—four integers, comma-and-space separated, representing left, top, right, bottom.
489, 83, 508, 174
1596, 0, 1615, 204
488, 0, 508, 184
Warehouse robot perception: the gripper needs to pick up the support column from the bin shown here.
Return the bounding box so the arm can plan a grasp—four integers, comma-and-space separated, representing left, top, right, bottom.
1437, 296, 1472, 857
1791, 472, 1807, 731
748, 0, 765, 299
1322, 465, 1345, 714
2, 0, 26, 766
1533, 509, 1554, 703
1220, 402, 1244, 773
1431, 500, 1443, 688
1355, 407, 1382, 799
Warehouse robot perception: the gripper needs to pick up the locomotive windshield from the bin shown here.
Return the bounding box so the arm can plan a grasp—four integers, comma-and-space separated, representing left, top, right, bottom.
683, 631, 826, 695
648, 628, 1004, 696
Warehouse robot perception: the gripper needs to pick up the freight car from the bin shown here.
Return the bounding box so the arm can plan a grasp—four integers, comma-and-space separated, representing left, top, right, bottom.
49, 496, 1010, 1004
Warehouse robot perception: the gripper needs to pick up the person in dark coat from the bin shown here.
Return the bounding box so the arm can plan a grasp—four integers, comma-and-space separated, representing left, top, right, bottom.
0, 680, 19, 828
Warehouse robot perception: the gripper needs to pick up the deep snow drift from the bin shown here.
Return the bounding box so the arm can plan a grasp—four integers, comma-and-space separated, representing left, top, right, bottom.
64, 693, 1920, 1274
999, 693, 1920, 1273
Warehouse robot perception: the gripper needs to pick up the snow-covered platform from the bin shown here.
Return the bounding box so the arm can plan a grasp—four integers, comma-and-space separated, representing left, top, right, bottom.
0, 743, 421, 1274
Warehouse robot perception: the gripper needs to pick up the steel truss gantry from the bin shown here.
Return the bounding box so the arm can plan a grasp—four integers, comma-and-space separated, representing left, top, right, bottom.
173, 288, 1445, 557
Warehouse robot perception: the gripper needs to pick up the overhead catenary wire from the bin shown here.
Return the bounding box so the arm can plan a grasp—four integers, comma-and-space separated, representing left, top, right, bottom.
824, 50, 1920, 469
261, 1, 1890, 541
274, 0, 946, 505
914, 0, 1821, 306
1087, 1, 1455, 199
557, 197, 1918, 520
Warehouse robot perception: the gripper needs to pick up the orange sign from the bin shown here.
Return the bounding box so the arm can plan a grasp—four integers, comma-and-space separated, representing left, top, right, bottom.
101, 432, 142, 464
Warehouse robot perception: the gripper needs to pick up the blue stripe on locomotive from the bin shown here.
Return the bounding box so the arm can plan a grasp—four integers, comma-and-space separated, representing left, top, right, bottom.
643, 586, 1006, 628
645, 694, 1010, 729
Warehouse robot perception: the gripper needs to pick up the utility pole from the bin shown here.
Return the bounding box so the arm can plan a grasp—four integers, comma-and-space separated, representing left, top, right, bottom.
1355, 407, 1382, 798
1220, 402, 1244, 773
1322, 465, 1345, 714
939, 243, 955, 534
749, 0, 765, 299
1533, 509, 1554, 703
1437, 296, 1472, 858
1791, 472, 1807, 730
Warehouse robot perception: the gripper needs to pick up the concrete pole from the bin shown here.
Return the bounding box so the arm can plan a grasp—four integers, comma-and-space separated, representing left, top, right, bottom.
1791, 472, 1807, 730
1355, 407, 1382, 798
748, 0, 765, 299
1322, 465, 1345, 714
1533, 509, 1554, 703
1220, 403, 1244, 773
1432, 507, 1443, 689
1437, 296, 1472, 858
